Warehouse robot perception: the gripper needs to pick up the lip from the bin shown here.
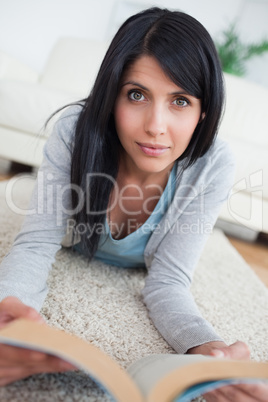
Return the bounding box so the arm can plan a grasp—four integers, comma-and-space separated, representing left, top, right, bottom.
136, 142, 170, 156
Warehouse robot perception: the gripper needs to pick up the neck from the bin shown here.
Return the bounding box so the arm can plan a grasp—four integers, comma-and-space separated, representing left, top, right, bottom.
118, 153, 174, 188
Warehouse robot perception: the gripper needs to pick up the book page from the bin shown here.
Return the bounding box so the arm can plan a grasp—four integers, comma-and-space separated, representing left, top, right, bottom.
0, 319, 143, 402
127, 353, 212, 398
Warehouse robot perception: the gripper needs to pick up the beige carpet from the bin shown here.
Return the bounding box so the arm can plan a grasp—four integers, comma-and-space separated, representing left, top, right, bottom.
0, 175, 267, 401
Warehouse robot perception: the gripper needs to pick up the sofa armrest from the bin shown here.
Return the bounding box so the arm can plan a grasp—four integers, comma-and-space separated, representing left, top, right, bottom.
0, 51, 39, 83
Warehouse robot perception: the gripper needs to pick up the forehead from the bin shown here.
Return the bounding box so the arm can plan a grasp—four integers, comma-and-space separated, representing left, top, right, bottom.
121, 55, 183, 91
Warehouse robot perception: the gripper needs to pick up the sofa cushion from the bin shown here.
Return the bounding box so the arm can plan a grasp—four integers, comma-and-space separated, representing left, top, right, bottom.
227, 138, 268, 199
40, 37, 108, 96
0, 51, 39, 82
0, 80, 80, 136
220, 73, 268, 147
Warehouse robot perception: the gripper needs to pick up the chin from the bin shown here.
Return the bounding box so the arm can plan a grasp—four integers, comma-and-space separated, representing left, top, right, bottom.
136, 160, 174, 175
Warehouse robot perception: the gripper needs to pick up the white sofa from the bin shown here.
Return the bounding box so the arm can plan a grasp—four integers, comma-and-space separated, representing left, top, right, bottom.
217, 74, 268, 239
0, 38, 108, 167
0, 37, 267, 238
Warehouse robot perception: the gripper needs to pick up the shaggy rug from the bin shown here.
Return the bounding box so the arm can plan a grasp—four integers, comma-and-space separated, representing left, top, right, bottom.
0, 175, 267, 402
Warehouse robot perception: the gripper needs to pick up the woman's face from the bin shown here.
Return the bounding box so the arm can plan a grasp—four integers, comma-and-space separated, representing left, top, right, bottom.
114, 55, 202, 176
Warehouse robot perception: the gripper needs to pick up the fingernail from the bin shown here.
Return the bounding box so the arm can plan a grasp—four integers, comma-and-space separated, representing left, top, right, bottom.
212, 350, 225, 358
60, 361, 74, 370
31, 351, 46, 361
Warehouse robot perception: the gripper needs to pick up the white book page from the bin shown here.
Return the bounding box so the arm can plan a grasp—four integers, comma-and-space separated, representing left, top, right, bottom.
127, 353, 211, 398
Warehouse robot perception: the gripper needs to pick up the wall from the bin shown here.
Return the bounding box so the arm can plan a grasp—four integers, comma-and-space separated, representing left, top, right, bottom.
0, 0, 116, 72
0, 0, 267, 87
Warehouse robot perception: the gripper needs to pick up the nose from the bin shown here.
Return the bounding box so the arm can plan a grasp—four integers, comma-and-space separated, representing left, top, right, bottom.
144, 104, 167, 137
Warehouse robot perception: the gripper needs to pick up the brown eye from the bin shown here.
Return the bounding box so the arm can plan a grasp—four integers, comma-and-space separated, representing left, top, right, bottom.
129, 91, 145, 101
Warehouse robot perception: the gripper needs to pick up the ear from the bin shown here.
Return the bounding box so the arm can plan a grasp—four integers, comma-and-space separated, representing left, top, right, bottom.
199, 112, 205, 123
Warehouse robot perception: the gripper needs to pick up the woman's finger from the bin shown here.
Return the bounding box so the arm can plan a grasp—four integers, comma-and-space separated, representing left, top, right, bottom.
0, 297, 44, 321
210, 341, 251, 360
204, 382, 268, 402
203, 388, 230, 401
234, 382, 268, 401
0, 297, 45, 331
0, 345, 47, 366
0, 355, 75, 386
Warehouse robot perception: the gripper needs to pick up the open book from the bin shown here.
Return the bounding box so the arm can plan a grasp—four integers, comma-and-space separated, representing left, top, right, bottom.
0, 319, 267, 402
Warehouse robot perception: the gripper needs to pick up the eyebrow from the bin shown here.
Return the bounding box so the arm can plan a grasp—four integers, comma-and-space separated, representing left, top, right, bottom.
121, 80, 190, 96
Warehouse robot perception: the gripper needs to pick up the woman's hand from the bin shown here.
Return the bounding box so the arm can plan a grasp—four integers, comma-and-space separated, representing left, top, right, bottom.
187, 340, 251, 359
187, 341, 268, 401
0, 296, 75, 386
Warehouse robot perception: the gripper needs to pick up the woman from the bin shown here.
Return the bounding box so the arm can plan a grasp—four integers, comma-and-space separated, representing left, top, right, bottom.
0, 7, 266, 401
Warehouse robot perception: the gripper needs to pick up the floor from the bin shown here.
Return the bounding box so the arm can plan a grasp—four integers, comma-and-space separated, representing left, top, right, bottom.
227, 234, 268, 287
0, 159, 268, 287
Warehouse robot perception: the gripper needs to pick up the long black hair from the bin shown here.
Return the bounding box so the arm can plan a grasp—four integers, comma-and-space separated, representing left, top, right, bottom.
70, 7, 224, 258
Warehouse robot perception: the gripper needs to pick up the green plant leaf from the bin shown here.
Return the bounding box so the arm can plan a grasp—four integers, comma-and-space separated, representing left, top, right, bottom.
215, 22, 268, 76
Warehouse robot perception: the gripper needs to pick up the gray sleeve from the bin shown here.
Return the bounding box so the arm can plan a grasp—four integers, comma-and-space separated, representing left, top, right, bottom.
0, 106, 81, 311
142, 141, 236, 354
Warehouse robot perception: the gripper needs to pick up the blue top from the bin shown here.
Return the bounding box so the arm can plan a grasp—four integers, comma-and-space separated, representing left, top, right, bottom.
93, 163, 177, 267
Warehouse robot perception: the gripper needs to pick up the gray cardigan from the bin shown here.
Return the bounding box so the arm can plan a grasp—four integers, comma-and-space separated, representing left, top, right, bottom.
0, 106, 236, 353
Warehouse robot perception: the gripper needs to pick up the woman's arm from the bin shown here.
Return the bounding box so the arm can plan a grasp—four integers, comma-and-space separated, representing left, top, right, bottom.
0, 105, 81, 386
142, 139, 236, 354
0, 105, 82, 311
